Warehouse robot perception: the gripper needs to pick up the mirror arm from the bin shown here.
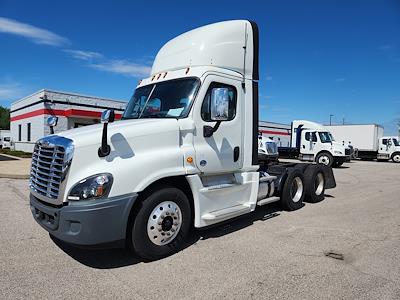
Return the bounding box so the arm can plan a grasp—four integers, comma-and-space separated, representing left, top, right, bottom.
98, 123, 111, 157
203, 121, 222, 138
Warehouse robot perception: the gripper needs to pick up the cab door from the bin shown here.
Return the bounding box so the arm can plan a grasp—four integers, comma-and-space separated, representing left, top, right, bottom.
192, 75, 243, 174
301, 130, 317, 155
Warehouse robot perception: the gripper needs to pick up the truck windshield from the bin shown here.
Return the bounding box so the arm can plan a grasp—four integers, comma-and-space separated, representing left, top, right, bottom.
328, 133, 335, 141
318, 132, 333, 143
122, 78, 200, 119
393, 138, 400, 146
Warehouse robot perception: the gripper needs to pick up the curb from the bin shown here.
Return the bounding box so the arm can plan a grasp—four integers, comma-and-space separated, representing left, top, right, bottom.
0, 174, 30, 179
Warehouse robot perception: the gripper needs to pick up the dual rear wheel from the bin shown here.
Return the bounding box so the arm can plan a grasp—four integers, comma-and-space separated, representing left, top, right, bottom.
280, 165, 326, 211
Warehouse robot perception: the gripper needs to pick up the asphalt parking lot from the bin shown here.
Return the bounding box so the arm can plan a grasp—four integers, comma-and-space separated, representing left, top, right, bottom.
1, 160, 399, 299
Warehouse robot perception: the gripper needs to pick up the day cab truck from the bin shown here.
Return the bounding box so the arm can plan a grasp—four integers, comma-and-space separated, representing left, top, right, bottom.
29, 20, 336, 260
326, 124, 400, 163
278, 120, 350, 167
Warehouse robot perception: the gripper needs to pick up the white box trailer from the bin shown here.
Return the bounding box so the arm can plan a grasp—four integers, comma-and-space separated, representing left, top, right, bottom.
325, 124, 400, 162
326, 124, 383, 151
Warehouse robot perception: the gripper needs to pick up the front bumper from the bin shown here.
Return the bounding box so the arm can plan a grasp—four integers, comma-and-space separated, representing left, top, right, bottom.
333, 155, 350, 163
30, 193, 137, 246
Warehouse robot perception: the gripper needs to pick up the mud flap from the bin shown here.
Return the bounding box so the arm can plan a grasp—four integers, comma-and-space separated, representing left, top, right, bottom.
320, 165, 336, 189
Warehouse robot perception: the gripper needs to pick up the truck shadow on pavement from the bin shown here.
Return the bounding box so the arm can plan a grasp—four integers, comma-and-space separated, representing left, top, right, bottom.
51, 202, 310, 269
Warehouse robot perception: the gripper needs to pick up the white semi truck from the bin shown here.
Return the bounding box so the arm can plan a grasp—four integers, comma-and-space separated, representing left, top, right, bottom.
29, 20, 336, 260
326, 124, 400, 163
278, 120, 350, 167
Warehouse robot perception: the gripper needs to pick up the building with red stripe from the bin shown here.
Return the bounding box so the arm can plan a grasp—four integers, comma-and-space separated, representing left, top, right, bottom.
10, 89, 126, 152
258, 121, 292, 147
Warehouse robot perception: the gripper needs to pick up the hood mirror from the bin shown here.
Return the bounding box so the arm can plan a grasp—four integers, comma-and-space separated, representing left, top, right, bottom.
101, 109, 115, 124
47, 116, 58, 134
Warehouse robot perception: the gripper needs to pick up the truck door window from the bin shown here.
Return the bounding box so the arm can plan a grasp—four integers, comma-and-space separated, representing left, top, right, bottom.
393, 138, 399, 146
305, 132, 317, 142
382, 139, 387, 145
201, 82, 237, 121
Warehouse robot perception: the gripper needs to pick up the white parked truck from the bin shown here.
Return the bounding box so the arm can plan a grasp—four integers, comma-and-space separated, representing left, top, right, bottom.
258, 133, 279, 165
278, 120, 350, 167
326, 124, 400, 163
29, 20, 336, 260
0, 130, 11, 149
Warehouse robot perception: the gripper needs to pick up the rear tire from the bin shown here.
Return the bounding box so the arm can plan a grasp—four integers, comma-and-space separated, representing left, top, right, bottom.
280, 168, 305, 211
128, 186, 191, 261
303, 165, 325, 203
316, 152, 333, 167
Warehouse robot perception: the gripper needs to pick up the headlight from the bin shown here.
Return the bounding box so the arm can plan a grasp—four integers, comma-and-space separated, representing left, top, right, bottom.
334, 151, 343, 155
68, 173, 113, 201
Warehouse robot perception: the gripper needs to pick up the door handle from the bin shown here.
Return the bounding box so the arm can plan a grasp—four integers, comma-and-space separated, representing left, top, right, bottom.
234, 147, 240, 162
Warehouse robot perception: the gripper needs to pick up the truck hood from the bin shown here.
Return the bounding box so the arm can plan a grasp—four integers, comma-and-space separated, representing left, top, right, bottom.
58, 119, 179, 148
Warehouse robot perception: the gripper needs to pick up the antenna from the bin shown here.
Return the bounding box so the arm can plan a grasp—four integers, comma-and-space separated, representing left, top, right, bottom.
242, 23, 248, 89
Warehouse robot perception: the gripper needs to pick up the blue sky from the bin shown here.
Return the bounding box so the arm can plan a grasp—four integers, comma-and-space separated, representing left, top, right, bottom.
0, 0, 399, 134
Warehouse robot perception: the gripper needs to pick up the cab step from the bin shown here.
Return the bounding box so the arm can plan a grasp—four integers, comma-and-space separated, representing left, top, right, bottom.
201, 203, 251, 221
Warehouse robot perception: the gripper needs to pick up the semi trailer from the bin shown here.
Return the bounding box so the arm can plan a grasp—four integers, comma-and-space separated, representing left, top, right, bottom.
29, 20, 336, 260
278, 120, 350, 167
326, 124, 400, 163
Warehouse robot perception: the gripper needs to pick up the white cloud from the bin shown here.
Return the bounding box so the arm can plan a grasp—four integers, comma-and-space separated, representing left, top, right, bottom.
64, 49, 103, 60
0, 17, 69, 46
90, 59, 151, 78
335, 78, 346, 82
0, 82, 24, 101
378, 44, 393, 51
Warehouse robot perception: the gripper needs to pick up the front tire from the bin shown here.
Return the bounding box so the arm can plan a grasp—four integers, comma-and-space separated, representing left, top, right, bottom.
316, 152, 333, 167
129, 186, 191, 260
391, 153, 400, 163
280, 168, 305, 211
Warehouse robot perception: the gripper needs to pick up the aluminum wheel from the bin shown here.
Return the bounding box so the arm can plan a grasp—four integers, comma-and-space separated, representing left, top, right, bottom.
314, 173, 324, 196
147, 201, 182, 246
290, 176, 304, 203
318, 155, 330, 165
393, 154, 400, 163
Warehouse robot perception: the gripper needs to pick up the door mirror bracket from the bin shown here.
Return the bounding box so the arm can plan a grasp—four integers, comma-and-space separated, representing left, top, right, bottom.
203, 121, 221, 138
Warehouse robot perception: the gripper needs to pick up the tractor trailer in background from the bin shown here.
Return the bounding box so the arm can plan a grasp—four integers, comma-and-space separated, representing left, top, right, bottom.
277, 120, 350, 167
28, 20, 337, 260
326, 124, 400, 163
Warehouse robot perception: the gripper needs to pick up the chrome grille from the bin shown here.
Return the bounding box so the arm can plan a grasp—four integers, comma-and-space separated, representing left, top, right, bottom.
265, 142, 278, 155
30, 143, 65, 199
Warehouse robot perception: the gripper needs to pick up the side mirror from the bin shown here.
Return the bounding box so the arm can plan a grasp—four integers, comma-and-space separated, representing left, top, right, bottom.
98, 109, 115, 157
101, 109, 115, 124
47, 116, 58, 134
210, 87, 230, 121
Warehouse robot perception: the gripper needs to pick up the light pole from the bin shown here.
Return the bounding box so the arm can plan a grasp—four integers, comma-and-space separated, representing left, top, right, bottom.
329, 114, 334, 125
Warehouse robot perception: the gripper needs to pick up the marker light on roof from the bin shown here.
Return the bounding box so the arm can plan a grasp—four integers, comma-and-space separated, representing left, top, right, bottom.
185, 67, 190, 74
163, 72, 168, 78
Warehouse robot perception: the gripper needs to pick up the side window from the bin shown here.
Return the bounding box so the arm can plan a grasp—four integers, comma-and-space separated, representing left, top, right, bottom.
382, 139, 387, 145
201, 82, 237, 122
311, 132, 317, 142
305, 132, 310, 141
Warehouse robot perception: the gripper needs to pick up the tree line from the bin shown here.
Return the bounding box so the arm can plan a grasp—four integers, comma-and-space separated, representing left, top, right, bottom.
0, 106, 10, 130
